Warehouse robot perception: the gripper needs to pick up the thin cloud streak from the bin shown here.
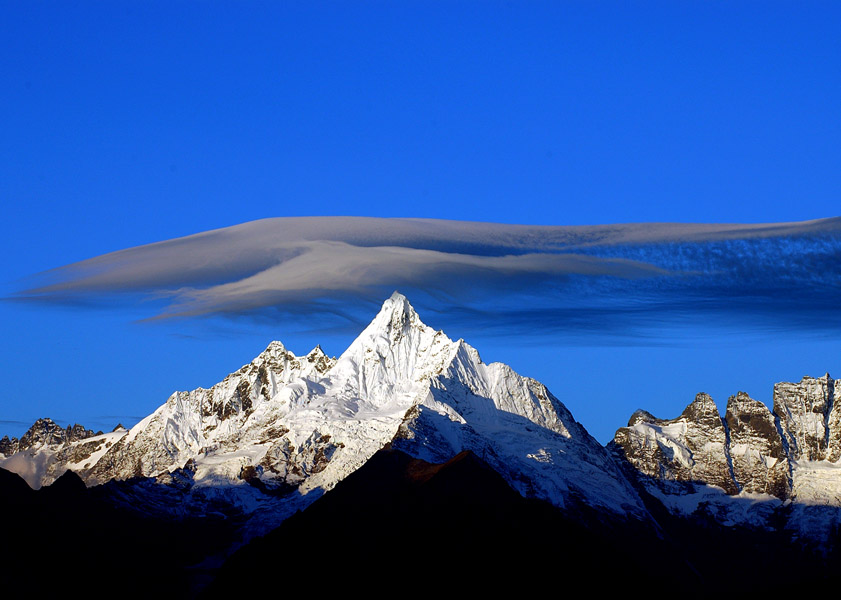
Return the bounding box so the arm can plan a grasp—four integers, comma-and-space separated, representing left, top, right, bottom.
13, 217, 841, 340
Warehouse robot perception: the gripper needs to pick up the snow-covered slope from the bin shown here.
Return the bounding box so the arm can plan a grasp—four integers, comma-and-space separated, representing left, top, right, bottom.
86, 341, 336, 486
1, 293, 647, 522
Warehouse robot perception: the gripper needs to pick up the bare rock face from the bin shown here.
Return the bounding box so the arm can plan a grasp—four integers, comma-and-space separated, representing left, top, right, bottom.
22, 418, 102, 450
18, 418, 69, 450
614, 377, 841, 506
0, 418, 102, 457
611, 393, 737, 495
0, 436, 19, 456
725, 392, 790, 499
0, 418, 107, 488
773, 374, 839, 461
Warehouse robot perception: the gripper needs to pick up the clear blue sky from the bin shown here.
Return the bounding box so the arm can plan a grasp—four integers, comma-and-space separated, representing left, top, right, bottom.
2, 1, 840, 443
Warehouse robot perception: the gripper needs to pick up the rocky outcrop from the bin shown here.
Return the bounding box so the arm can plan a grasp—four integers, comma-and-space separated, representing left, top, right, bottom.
611, 393, 736, 495
0, 418, 110, 488
0, 418, 102, 457
773, 374, 840, 461
0, 436, 18, 456
613, 377, 841, 504
725, 391, 790, 498
17, 418, 69, 450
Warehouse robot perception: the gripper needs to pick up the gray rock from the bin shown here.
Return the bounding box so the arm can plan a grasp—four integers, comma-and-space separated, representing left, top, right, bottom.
613, 375, 839, 506
0, 435, 19, 456
611, 393, 737, 495
725, 391, 790, 499
773, 374, 837, 461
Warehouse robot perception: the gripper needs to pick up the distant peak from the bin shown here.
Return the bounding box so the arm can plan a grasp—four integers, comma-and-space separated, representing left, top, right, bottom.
692, 392, 715, 404
382, 291, 413, 315
627, 409, 659, 427
341, 292, 436, 359
797, 373, 833, 382
680, 393, 723, 426
16, 417, 99, 451
725, 392, 771, 421
264, 340, 287, 353
373, 291, 421, 333
255, 340, 293, 362
728, 391, 755, 403
22, 417, 62, 435
726, 391, 763, 412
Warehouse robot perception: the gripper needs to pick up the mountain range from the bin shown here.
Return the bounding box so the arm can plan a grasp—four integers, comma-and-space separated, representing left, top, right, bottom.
2, 292, 840, 595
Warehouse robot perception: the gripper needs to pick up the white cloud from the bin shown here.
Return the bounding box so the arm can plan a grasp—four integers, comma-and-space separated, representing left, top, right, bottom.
16, 216, 841, 337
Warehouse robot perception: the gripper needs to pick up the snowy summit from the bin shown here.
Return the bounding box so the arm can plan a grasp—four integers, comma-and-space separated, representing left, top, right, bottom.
0, 292, 646, 526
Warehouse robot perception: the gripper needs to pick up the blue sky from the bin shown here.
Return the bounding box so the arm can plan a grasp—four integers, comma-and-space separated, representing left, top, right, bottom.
1, 1, 840, 443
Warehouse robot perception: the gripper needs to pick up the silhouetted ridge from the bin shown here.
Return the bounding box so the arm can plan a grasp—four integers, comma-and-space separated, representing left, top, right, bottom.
204, 449, 692, 597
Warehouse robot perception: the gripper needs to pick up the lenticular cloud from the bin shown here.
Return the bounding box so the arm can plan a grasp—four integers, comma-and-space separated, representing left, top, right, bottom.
15, 216, 841, 338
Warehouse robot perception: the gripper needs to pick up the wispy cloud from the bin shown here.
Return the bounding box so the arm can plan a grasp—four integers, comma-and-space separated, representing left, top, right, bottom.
12, 216, 841, 339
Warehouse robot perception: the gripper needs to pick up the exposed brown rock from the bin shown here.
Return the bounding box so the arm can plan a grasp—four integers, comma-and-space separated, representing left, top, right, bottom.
725, 391, 790, 499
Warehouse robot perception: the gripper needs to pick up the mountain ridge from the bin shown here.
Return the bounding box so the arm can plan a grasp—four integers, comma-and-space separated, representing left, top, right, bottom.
0, 292, 647, 525
4, 292, 841, 595
611, 373, 841, 540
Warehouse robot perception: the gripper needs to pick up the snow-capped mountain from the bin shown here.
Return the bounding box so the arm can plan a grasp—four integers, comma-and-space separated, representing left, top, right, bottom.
7, 293, 841, 596
0, 292, 646, 523
610, 374, 841, 538
0, 418, 125, 489
8, 293, 841, 597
